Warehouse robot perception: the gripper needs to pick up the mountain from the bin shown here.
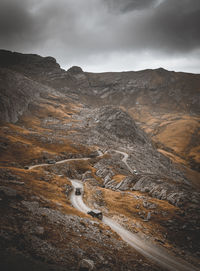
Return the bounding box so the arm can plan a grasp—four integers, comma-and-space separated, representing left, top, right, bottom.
1, 50, 199, 171
0, 50, 200, 271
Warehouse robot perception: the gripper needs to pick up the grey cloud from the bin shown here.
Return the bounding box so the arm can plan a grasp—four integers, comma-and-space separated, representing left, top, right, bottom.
103, 0, 157, 13
0, 0, 32, 38
0, 0, 199, 73
101, 0, 200, 54
143, 0, 200, 52
0, 0, 50, 50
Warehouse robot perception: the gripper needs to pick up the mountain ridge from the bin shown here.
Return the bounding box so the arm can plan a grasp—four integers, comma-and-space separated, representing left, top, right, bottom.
0, 49, 200, 271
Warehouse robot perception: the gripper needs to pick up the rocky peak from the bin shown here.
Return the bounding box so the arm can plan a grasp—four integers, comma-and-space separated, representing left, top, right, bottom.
0, 50, 87, 90
67, 66, 83, 74
0, 50, 60, 73
96, 106, 149, 144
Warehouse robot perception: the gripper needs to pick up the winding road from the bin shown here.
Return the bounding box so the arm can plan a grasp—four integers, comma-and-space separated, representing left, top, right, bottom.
28, 150, 198, 271
113, 150, 134, 174
28, 157, 91, 170
70, 179, 197, 271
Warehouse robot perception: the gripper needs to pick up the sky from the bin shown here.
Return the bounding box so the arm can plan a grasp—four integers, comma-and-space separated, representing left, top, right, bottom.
0, 0, 200, 73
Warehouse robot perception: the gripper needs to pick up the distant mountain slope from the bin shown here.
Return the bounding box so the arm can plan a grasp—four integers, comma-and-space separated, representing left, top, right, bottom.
83, 68, 200, 172
84, 68, 200, 115
0, 49, 199, 172
1, 50, 199, 115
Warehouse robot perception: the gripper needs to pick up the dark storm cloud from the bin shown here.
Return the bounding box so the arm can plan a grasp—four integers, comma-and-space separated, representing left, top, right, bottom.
0, 0, 39, 47
141, 0, 200, 52
0, 0, 200, 72
101, 0, 200, 53
0, 0, 28, 36
103, 0, 157, 13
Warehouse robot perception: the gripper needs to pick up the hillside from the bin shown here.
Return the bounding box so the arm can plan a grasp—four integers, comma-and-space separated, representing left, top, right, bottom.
1, 50, 199, 171
84, 69, 200, 172
0, 50, 200, 271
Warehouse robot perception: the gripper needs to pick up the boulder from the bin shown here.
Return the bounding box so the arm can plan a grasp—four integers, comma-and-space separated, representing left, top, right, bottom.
132, 176, 195, 207
65, 184, 73, 196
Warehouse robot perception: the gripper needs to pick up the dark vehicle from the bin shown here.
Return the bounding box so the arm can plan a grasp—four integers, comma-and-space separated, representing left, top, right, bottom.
47, 160, 56, 164
24, 166, 29, 170
87, 210, 103, 220
75, 188, 81, 195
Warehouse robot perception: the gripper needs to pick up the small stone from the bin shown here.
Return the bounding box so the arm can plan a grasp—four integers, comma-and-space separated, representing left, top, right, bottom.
147, 212, 151, 220
35, 226, 44, 235
78, 259, 95, 271
11, 181, 25, 185
0, 186, 18, 197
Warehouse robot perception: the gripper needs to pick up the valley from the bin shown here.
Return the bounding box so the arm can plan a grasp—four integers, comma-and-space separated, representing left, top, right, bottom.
0, 50, 200, 271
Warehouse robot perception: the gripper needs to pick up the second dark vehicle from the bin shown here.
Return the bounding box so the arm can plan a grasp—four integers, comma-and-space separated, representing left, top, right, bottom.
47, 159, 56, 164
75, 188, 81, 195
87, 210, 103, 220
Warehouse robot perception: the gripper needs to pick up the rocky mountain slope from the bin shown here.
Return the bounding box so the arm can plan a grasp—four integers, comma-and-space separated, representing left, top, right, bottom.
0, 68, 54, 123
83, 69, 200, 171
1, 49, 199, 171
86, 68, 200, 114
0, 50, 200, 271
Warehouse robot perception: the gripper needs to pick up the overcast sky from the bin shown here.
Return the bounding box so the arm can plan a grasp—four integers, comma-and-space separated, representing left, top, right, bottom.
0, 0, 200, 73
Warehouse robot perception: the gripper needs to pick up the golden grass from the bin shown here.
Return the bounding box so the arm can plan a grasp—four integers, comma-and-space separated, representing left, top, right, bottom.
0, 166, 85, 216
84, 182, 182, 248
112, 174, 126, 183
0, 125, 90, 166
157, 149, 187, 165
153, 118, 199, 154
0, 94, 96, 167
129, 107, 200, 171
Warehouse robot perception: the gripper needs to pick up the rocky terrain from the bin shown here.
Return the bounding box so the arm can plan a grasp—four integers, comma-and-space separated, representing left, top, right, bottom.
0, 50, 200, 271
0, 68, 53, 123
1, 49, 199, 170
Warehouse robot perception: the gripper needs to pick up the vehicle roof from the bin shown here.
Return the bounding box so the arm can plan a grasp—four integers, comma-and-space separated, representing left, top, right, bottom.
91, 209, 102, 214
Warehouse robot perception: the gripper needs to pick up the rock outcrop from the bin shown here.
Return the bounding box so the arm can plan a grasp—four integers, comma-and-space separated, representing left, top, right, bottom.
0, 68, 51, 122
0, 50, 85, 91
96, 106, 149, 144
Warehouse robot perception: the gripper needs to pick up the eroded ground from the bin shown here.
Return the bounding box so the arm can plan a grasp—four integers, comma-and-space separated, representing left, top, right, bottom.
0, 92, 200, 270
